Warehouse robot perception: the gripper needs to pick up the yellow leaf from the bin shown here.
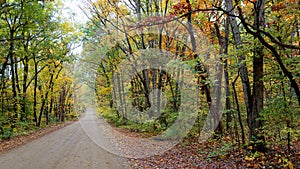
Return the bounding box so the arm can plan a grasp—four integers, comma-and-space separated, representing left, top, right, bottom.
278, 158, 282, 164
253, 164, 259, 168
245, 156, 254, 161
288, 161, 294, 169
220, 155, 227, 159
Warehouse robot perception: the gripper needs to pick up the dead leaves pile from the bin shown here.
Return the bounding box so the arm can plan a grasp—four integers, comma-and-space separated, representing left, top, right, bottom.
129, 138, 300, 168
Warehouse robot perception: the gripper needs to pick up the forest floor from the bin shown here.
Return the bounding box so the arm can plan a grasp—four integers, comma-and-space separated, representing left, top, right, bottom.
128, 138, 300, 168
113, 126, 300, 168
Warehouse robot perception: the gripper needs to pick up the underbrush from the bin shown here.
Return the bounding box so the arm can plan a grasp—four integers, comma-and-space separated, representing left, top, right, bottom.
97, 106, 166, 134
0, 115, 78, 141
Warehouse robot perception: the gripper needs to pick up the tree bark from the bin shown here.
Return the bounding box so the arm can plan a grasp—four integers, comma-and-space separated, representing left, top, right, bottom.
232, 75, 245, 144
249, 0, 265, 139
9, 29, 18, 123
33, 57, 38, 126
225, 0, 253, 126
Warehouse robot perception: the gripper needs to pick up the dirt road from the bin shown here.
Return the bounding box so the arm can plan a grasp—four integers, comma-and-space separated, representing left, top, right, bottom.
0, 109, 129, 169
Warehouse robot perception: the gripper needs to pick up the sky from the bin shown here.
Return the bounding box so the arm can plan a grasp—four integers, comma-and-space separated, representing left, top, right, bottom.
62, 0, 89, 24
61, 0, 90, 55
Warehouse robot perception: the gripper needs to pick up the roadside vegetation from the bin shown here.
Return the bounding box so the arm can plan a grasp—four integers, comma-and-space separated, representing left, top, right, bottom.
0, 0, 80, 141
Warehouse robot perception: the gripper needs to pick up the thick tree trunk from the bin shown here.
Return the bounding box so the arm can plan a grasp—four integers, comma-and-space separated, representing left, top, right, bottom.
250, 0, 265, 139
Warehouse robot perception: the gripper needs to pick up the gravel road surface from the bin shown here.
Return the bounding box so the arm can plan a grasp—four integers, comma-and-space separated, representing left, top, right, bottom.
0, 109, 129, 169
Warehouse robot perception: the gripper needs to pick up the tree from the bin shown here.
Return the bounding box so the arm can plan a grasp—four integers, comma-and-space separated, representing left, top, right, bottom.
0, 0, 78, 139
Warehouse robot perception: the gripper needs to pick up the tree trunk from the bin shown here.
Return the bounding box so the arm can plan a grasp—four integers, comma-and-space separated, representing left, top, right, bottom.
225, 0, 252, 126
223, 17, 232, 132
9, 30, 18, 125
33, 58, 38, 126
232, 75, 245, 144
21, 56, 29, 121
249, 0, 265, 140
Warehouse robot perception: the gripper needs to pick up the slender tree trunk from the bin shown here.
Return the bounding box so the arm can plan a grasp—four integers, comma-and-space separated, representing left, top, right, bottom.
157, 69, 164, 118
14, 58, 21, 95
213, 22, 226, 136
142, 69, 151, 113
116, 72, 125, 118
21, 56, 29, 121
37, 67, 54, 127
9, 30, 18, 124
33, 58, 38, 126
187, 0, 221, 133
45, 102, 49, 125
112, 74, 119, 118
225, 0, 253, 124
99, 63, 110, 86
59, 86, 66, 122
120, 74, 127, 118
281, 80, 291, 152
37, 87, 44, 127
223, 17, 232, 132
232, 75, 245, 144
49, 94, 54, 122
